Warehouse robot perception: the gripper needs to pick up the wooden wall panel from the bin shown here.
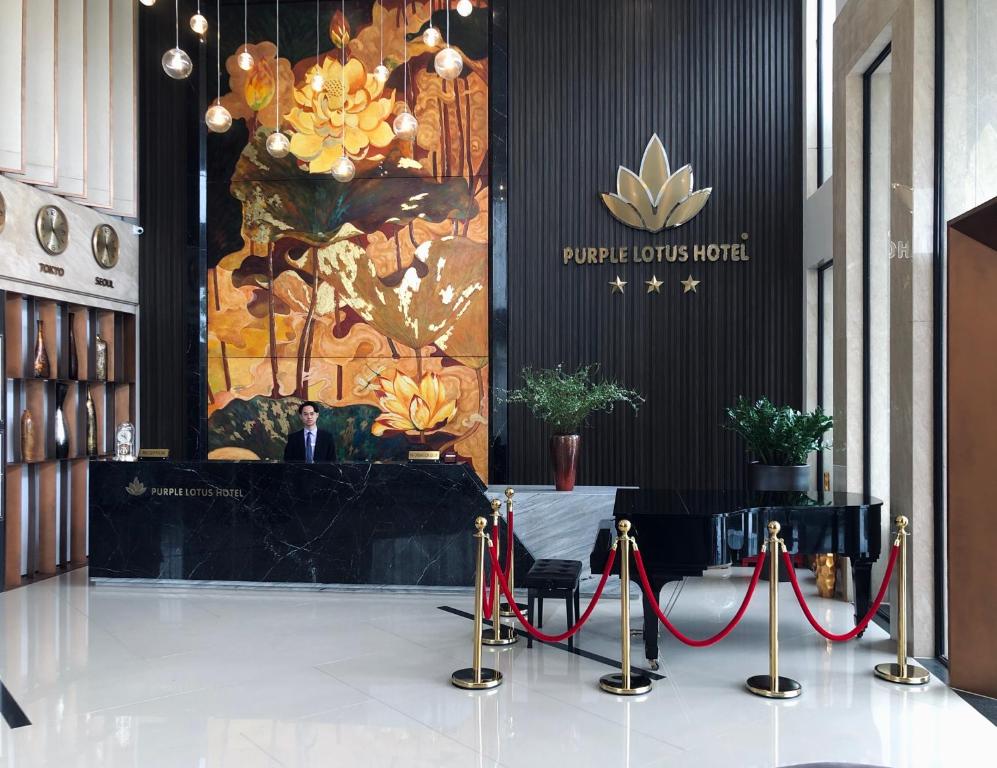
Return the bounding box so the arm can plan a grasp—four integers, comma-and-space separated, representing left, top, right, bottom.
0, 0, 24, 171
72, 0, 111, 208
505, 0, 804, 488
53, 0, 87, 197
7, 0, 57, 185
947, 223, 997, 698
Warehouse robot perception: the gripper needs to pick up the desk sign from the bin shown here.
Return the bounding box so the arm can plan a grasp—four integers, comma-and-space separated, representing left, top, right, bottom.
408, 450, 440, 462
138, 448, 170, 459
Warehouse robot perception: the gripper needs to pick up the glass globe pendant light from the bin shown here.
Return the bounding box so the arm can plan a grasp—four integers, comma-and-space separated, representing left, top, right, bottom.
433, 1, 462, 80
139, 0, 157, 6
266, 0, 290, 158
190, 1, 208, 36
456, 0, 473, 16
309, 0, 324, 92
237, 0, 254, 70
422, 0, 442, 47
205, 0, 232, 133
162, 1, 193, 79
331, 151, 355, 182
329, 0, 355, 182
393, 0, 419, 141
373, 2, 388, 83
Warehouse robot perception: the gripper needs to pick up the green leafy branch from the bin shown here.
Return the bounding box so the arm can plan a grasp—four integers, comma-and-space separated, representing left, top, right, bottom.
724, 396, 833, 466
504, 364, 643, 435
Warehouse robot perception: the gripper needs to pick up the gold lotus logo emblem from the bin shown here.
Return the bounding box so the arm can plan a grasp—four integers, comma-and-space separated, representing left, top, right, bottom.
601, 134, 712, 233
125, 477, 146, 496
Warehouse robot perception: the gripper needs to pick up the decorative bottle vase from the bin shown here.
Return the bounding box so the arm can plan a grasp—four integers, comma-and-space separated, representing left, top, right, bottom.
95, 335, 107, 381
20, 409, 36, 462
549, 434, 581, 492
67, 313, 79, 379
86, 387, 98, 456
33, 320, 50, 378
55, 382, 69, 459
815, 553, 837, 598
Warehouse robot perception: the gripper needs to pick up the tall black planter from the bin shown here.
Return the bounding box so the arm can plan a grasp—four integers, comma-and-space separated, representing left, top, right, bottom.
748, 462, 810, 492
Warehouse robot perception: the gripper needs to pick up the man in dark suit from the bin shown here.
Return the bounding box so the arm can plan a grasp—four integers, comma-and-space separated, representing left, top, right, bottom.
283, 401, 337, 462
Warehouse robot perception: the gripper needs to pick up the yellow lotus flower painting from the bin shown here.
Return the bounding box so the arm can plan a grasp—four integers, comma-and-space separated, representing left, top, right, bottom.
285, 57, 395, 172
601, 133, 712, 233
205, 1, 491, 480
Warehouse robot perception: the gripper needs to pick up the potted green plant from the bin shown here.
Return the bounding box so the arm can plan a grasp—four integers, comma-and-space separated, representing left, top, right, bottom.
505, 365, 642, 491
724, 396, 832, 491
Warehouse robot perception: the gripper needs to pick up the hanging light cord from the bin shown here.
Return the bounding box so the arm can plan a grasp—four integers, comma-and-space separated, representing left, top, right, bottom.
379, 0, 383, 66
445, 0, 450, 47
341, 0, 346, 156
215, 0, 221, 99
243, 0, 248, 53
275, 0, 280, 129
175, 0, 180, 48
316, 0, 320, 68
403, 0, 408, 103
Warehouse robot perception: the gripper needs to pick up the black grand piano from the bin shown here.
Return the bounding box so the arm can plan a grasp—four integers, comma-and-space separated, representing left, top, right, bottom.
590, 489, 883, 666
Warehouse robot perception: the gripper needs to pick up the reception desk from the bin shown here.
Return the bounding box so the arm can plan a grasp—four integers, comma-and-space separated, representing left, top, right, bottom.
89, 461, 530, 587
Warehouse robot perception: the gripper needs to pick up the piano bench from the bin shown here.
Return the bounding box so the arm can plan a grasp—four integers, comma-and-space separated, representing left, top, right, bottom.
522, 559, 583, 649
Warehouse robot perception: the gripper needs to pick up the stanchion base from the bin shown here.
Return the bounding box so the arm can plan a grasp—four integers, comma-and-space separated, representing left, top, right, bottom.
874, 662, 930, 685
481, 625, 518, 645
451, 667, 503, 689
745, 675, 802, 699
598, 672, 653, 696
499, 602, 527, 618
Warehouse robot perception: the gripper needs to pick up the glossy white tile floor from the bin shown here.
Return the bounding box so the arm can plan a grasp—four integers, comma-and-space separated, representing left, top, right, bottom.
0, 567, 993, 767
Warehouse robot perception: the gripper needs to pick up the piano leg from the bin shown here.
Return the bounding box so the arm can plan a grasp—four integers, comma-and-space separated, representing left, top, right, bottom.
639, 574, 681, 670
852, 559, 873, 638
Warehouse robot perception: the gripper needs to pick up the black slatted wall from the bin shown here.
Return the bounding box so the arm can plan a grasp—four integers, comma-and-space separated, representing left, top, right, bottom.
504, 0, 803, 488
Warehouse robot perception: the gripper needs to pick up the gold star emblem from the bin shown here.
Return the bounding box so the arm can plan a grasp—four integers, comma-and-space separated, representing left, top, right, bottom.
681, 274, 700, 293
609, 276, 627, 294
645, 275, 663, 293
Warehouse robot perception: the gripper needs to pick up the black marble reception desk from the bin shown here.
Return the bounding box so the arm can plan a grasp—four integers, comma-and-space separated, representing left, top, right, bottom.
89, 461, 530, 586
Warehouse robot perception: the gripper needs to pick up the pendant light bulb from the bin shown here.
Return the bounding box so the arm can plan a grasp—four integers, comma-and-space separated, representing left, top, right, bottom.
392, 109, 418, 141
237, 48, 255, 70
331, 153, 356, 182
140, 0, 157, 6
190, 13, 209, 35
374, 64, 389, 83
422, 25, 442, 47
310, 70, 325, 92
456, 0, 473, 16
162, 47, 193, 79
205, 102, 233, 133
434, 47, 463, 80
266, 131, 290, 158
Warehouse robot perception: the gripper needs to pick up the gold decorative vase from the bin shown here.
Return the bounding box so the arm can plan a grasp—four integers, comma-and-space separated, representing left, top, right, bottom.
33, 320, 50, 378
95, 335, 107, 381
815, 553, 837, 598
86, 387, 98, 456
20, 409, 36, 461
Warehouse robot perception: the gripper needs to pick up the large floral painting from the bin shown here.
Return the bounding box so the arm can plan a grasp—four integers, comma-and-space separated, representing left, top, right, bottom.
206, 0, 490, 480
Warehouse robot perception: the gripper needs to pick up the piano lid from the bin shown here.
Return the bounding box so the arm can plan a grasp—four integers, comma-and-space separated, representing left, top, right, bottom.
613, 488, 884, 518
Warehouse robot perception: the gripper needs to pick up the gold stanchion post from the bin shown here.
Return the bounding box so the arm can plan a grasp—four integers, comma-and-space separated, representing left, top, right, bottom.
481, 499, 517, 646
452, 517, 504, 689
500, 488, 526, 617
746, 521, 802, 699
874, 516, 930, 685
599, 520, 653, 695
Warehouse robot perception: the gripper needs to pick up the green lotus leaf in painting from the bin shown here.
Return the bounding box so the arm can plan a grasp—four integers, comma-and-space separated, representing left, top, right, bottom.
232, 131, 478, 245
207, 395, 410, 461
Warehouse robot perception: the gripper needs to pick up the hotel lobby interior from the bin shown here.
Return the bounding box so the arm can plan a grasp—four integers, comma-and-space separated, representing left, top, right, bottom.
0, 0, 995, 765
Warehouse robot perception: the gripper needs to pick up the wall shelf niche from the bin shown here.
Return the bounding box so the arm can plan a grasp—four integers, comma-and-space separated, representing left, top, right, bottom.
2, 291, 136, 589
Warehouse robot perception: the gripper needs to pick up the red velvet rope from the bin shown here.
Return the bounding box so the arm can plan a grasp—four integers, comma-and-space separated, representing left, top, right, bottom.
782, 543, 900, 642
486, 543, 617, 643
481, 538, 496, 616
632, 548, 767, 647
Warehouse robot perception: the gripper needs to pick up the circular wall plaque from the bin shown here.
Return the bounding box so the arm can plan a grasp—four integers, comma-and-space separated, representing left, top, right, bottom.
92, 223, 120, 269
0, 191, 6, 233
35, 205, 69, 255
